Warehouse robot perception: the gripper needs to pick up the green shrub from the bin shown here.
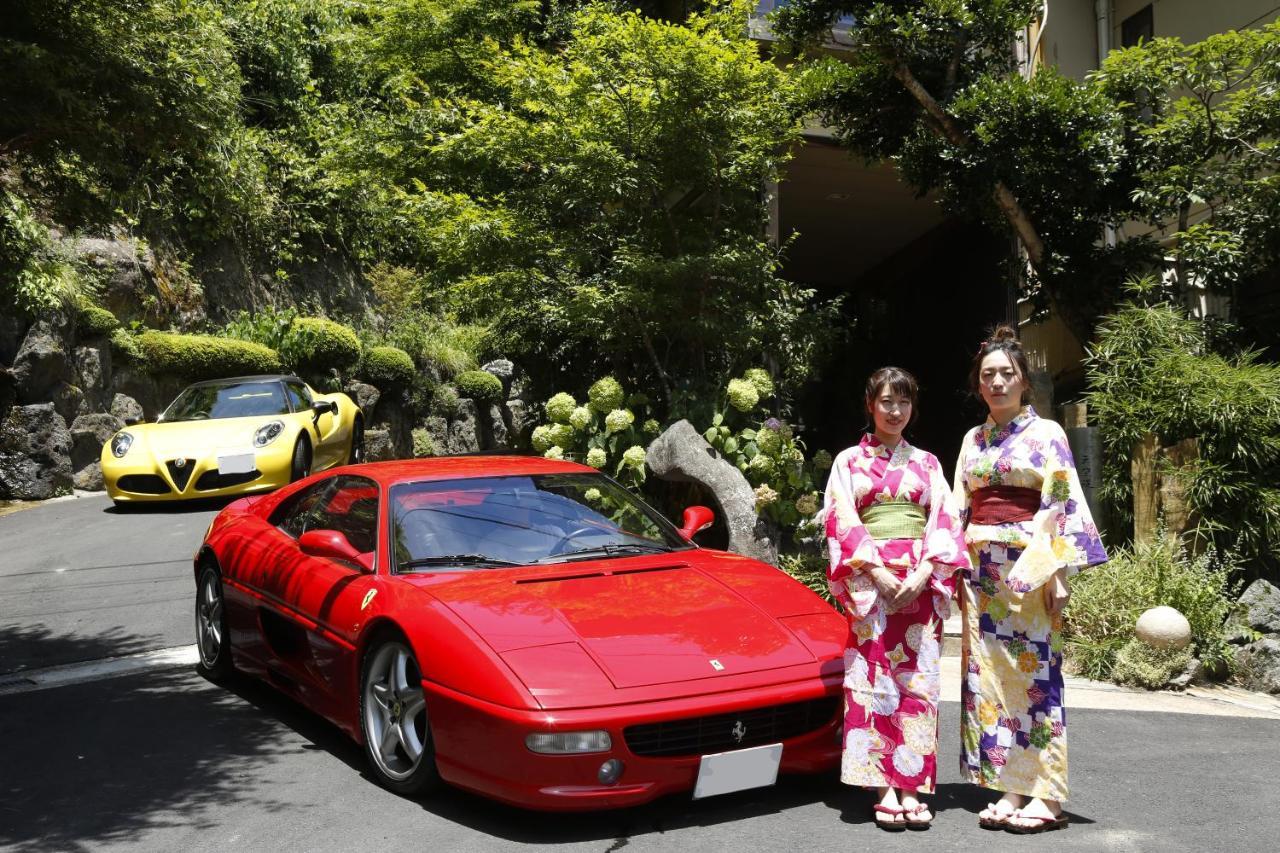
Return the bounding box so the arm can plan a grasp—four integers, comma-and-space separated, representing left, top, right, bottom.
412, 427, 436, 458
779, 552, 832, 603
136, 331, 282, 380
1110, 639, 1193, 690
430, 384, 460, 417
280, 317, 362, 375
220, 306, 298, 352
1064, 538, 1240, 682
109, 328, 145, 366
455, 369, 503, 403
360, 346, 416, 390
77, 304, 118, 337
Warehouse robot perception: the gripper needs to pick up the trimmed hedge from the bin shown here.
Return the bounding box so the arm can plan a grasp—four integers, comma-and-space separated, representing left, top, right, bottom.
109, 328, 145, 365
281, 317, 362, 374
77, 304, 119, 337
430, 384, 460, 417
137, 331, 282, 380
456, 369, 503, 403
359, 345, 416, 389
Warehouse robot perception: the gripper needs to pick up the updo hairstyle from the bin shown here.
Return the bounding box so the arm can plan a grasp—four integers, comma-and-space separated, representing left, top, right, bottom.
865, 365, 920, 429
969, 324, 1033, 405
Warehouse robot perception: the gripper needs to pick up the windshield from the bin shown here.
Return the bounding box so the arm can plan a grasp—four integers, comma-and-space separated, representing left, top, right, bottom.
390, 473, 690, 571
161, 380, 292, 422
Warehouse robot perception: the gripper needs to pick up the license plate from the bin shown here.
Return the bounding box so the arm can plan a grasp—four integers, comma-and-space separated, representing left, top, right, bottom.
692, 743, 782, 799
217, 451, 255, 475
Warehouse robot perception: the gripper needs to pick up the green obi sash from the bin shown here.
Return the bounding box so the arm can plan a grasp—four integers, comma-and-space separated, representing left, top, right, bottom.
861, 501, 926, 541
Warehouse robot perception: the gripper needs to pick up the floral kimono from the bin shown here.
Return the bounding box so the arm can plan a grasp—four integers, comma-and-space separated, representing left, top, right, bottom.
823, 434, 969, 793
953, 407, 1107, 802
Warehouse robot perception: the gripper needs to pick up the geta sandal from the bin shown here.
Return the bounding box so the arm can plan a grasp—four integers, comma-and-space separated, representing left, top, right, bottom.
873, 804, 907, 832
1004, 811, 1069, 834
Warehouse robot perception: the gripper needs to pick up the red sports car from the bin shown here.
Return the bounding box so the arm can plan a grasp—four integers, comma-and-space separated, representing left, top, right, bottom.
194, 456, 845, 810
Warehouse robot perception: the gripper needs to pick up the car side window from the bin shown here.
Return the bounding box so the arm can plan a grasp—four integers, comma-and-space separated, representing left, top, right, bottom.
283, 381, 312, 412
272, 479, 333, 539
308, 475, 379, 555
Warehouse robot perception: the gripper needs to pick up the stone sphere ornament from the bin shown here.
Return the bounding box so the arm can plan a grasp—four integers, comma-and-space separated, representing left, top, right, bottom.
1135, 606, 1193, 650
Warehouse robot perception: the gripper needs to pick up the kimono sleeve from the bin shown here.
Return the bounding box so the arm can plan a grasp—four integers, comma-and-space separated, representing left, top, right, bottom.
822, 448, 882, 617
1007, 422, 1108, 593
920, 453, 970, 610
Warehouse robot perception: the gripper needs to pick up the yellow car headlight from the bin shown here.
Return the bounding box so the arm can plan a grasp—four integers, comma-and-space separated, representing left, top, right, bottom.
110, 432, 134, 458
253, 420, 285, 448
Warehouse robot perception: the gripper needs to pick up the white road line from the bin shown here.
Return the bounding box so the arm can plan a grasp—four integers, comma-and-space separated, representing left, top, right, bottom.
0, 645, 198, 696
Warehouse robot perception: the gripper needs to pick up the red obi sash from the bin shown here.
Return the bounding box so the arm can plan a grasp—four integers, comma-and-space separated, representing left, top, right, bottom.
970, 486, 1041, 524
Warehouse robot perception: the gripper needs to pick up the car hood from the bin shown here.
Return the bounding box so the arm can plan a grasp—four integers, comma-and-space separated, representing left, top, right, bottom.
418, 560, 816, 691
129, 416, 297, 459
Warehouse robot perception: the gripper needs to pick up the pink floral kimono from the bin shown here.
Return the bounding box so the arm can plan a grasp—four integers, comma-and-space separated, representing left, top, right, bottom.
823, 434, 969, 793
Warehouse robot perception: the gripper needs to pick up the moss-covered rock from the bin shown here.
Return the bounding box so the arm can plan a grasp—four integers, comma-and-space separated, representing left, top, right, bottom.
281, 317, 362, 374
359, 345, 415, 390
77, 304, 119, 338
136, 331, 281, 380
455, 369, 503, 404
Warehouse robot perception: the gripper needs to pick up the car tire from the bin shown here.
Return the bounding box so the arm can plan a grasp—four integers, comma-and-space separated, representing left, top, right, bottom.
359, 636, 441, 797
195, 564, 233, 681
290, 436, 312, 482
348, 416, 364, 465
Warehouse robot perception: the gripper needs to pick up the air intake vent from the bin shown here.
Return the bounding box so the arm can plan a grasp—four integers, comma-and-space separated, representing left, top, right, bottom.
624, 696, 840, 757
165, 459, 195, 491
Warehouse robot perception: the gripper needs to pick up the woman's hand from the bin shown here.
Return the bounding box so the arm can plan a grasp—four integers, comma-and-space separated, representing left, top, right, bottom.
1044, 568, 1070, 614
868, 566, 902, 604
890, 563, 933, 609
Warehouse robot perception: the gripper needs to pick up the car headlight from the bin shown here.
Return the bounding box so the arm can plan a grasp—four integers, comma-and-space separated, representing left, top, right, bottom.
254, 420, 285, 448
110, 432, 134, 458
525, 731, 612, 755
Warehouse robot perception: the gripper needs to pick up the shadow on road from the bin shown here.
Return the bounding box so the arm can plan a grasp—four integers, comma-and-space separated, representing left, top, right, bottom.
0, 622, 164, 678
103, 495, 240, 515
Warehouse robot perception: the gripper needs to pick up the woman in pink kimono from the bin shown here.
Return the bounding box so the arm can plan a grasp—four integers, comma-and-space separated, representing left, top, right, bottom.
823, 367, 969, 831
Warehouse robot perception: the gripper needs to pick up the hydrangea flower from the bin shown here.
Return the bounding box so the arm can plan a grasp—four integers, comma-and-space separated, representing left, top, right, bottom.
743, 368, 774, 399
813, 449, 834, 471
795, 493, 819, 516
642, 418, 661, 436
588, 376, 625, 413
586, 447, 607, 469
584, 488, 602, 503
785, 446, 805, 463
748, 453, 775, 476
763, 417, 782, 431
727, 378, 759, 412
755, 425, 782, 455
569, 406, 593, 431
531, 424, 554, 452
622, 445, 646, 469
549, 423, 575, 448
544, 446, 564, 460
545, 392, 576, 424
604, 408, 634, 434
754, 483, 779, 510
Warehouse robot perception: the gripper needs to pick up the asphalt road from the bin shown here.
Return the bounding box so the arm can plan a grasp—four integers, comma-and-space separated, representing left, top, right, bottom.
2, 495, 1279, 852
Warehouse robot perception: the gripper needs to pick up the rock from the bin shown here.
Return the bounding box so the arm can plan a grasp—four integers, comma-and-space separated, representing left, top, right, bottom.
504, 399, 534, 449
11, 316, 71, 404
344, 381, 381, 420
481, 359, 514, 399
0, 403, 73, 499
0, 311, 27, 365
1237, 579, 1280, 635
445, 399, 480, 455
371, 393, 413, 459
69, 235, 156, 326
646, 419, 778, 565
483, 403, 509, 449
1166, 657, 1202, 691
1235, 638, 1280, 695
0, 368, 14, 419
110, 393, 145, 425
69, 413, 124, 491
50, 382, 87, 423
1135, 606, 1193, 650
363, 429, 396, 462
111, 367, 181, 420
73, 344, 112, 411
423, 416, 450, 456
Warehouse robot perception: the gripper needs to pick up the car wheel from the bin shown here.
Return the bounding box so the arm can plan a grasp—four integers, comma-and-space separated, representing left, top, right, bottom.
360, 637, 441, 796
348, 416, 364, 465
290, 436, 312, 482
195, 564, 233, 680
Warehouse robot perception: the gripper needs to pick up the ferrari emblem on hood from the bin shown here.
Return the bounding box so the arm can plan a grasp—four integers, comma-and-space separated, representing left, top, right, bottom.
361, 589, 377, 611
709, 659, 724, 671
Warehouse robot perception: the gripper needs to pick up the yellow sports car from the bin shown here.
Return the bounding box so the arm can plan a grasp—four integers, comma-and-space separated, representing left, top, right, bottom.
102, 374, 364, 505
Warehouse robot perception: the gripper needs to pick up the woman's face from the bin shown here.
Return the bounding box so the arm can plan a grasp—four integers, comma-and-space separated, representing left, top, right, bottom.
978, 350, 1025, 418
869, 383, 912, 441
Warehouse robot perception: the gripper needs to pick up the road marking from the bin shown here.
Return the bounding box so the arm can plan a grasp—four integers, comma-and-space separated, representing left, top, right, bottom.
0, 645, 198, 696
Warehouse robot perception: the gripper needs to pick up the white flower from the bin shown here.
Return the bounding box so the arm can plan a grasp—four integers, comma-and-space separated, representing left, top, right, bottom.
892, 744, 925, 777
871, 671, 901, 716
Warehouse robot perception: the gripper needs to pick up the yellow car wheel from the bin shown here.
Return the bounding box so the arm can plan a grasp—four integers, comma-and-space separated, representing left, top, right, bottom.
348, 417, 364, 465
290, 436, 312, 482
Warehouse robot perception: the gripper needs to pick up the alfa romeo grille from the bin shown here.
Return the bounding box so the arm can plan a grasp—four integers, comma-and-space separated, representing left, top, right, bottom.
165, 459, 195, 491
623, 696, 840, 757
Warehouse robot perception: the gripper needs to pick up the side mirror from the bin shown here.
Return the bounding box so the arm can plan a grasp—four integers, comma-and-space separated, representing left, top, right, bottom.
311, 400, 337, 421
677, 505, 715, 541
299, 529, 372, 571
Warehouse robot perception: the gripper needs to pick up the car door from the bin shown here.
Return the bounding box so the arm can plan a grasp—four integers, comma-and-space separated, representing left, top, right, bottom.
288, 380, 344, 470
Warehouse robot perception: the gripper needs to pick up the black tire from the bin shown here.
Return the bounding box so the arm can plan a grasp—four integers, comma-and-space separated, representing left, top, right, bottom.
348, 416, 365, 465
195, 564, 233, 680
290, 436, 312, 482
359, 636, 441, 797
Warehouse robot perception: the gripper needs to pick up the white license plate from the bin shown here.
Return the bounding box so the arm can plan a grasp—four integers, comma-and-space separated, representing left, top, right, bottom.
692, 743, 782, 799
217, 452, 256, 475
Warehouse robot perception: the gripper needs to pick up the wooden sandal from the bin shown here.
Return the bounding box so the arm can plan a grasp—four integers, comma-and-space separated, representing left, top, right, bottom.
1004, 810, 1069, 834
873, 804, 907, 832
978, 801, 1017, 830
903, 802, 933, 830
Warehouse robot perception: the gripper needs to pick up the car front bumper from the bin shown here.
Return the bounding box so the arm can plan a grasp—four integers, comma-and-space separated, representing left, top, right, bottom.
102, 441, 295, 502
